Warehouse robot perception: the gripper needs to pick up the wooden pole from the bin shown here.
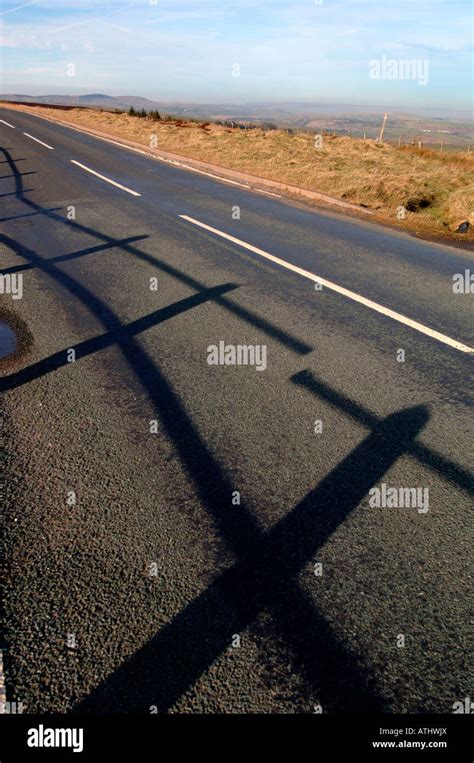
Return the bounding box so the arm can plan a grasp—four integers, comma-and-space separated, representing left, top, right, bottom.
440, 140, 444, 153
376, 112, 388, 143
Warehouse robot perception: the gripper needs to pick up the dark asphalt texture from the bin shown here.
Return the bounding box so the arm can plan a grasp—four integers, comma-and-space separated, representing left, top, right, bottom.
0, 107, 472, 714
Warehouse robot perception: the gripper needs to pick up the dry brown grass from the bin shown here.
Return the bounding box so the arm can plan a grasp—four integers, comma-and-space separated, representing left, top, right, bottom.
6, 104, 474, 242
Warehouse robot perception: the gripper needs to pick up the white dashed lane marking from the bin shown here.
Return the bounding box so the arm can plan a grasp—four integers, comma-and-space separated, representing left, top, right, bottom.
70, 160, 141, 196
23, 132, 54, 149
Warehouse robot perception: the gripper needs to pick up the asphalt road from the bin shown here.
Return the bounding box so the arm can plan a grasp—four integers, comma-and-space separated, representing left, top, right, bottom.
0, 107, 472, 714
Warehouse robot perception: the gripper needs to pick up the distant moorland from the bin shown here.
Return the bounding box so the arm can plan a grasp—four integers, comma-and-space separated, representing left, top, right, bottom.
1, 93, 472, 149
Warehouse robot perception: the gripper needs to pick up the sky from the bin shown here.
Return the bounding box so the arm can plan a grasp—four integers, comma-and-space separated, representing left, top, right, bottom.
0, 0, 472, 110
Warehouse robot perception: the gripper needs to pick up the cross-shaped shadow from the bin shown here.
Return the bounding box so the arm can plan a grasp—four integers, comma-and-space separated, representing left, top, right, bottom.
73, 403, 427, 714
0, 282, 239, 392
291, 371, 472, 496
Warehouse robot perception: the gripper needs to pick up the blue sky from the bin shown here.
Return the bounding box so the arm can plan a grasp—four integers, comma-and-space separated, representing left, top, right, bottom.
0, 0, 472, 109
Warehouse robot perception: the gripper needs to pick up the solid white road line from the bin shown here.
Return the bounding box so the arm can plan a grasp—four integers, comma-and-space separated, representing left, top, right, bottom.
0, 119, 15, 128
254, 188, 282, 198
70, 160, 141, 196
23, 132, 54, 149
160, 157, 252, 188
179, 214, 473, 354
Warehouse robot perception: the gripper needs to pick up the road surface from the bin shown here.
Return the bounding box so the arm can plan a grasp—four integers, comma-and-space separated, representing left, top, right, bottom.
0, 107, 472, 714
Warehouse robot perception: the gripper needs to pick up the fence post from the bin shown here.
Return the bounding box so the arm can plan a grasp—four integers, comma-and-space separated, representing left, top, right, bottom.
376, 112, 388, 143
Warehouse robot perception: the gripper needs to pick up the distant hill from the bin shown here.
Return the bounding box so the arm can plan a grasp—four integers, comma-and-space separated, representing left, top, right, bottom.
0, 93, 164, 111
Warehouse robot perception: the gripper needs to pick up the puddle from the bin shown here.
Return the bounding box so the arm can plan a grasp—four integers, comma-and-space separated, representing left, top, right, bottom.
0, 321, 17, 359
0, 309, 33, 369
